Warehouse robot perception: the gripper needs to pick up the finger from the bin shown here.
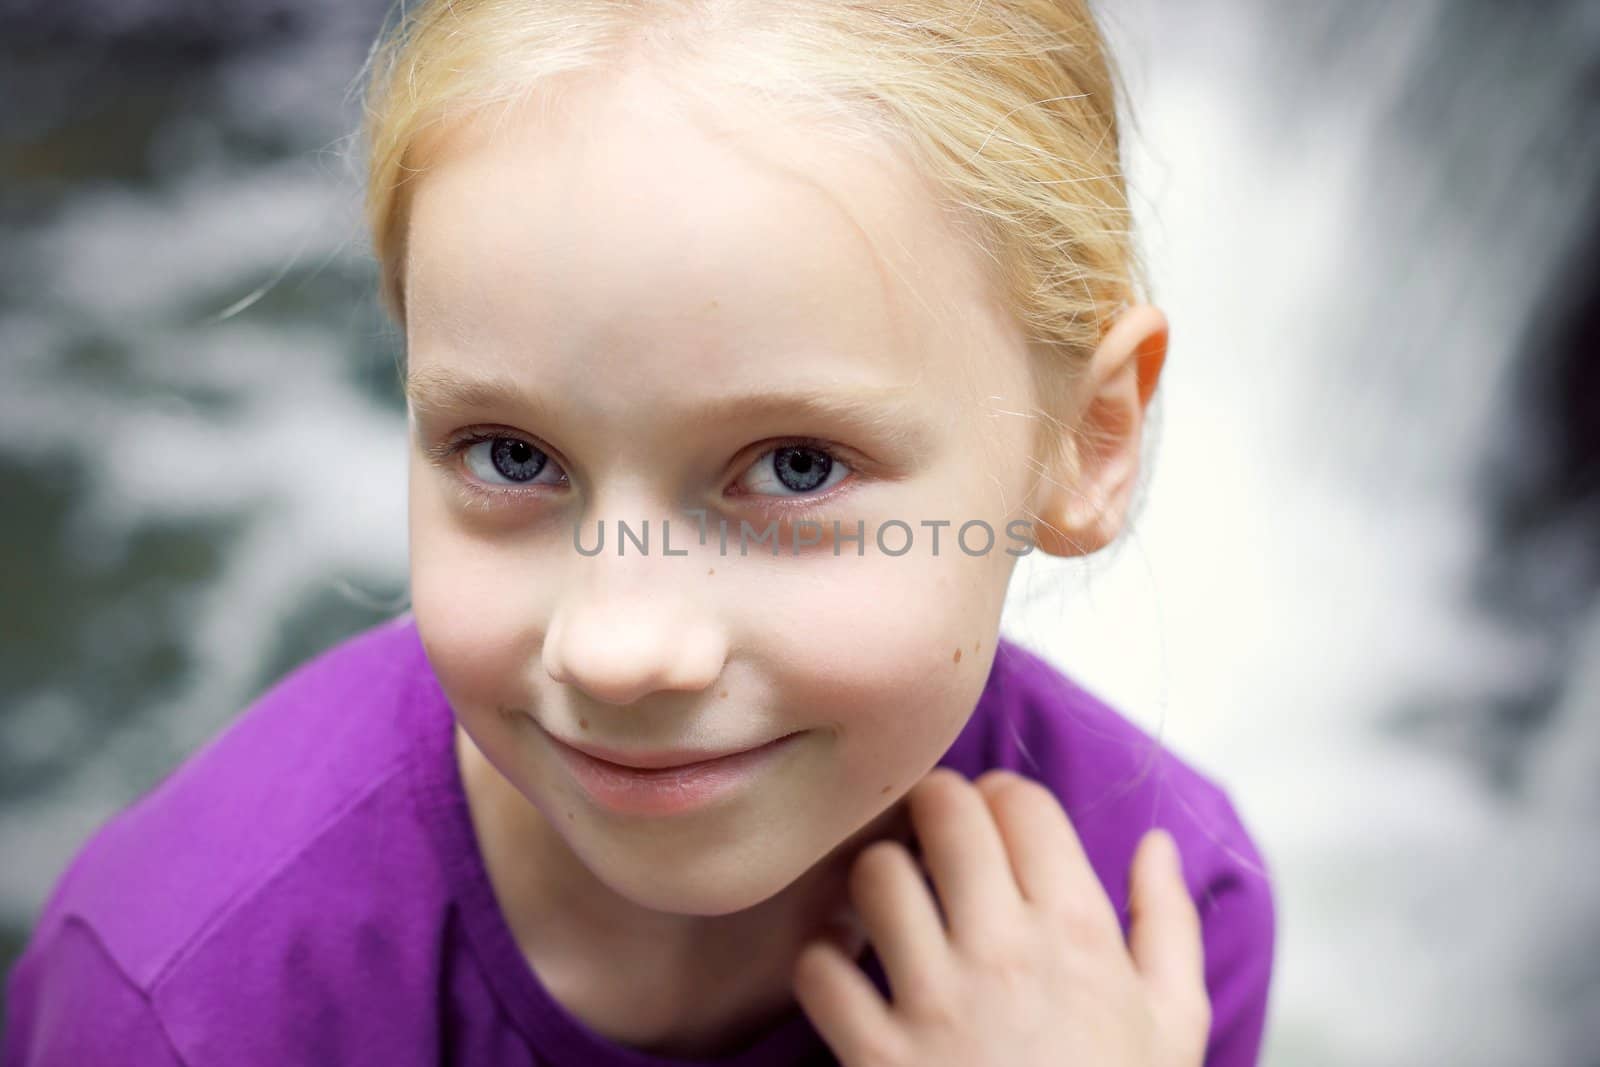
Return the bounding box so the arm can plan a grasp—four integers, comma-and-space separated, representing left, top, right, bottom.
973, 771, 1095, 907
1127, 829, 1208, 1011
909, 768, 1025, 942
975, 770, 1123, 939
792, 937, 901, 1066
849, 839, 951, 1004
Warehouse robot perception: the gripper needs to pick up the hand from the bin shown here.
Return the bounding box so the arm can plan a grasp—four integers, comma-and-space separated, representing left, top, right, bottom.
792, 767, 1211, 1067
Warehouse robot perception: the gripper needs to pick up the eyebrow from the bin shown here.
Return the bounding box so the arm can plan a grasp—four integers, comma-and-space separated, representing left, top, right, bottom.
404, 366, 938, 453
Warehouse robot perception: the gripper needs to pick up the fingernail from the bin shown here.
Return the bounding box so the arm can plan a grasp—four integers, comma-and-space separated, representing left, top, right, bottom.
1150, 828, 1180, 872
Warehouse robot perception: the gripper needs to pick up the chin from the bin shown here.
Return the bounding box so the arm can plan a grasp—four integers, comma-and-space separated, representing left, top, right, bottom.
576, 829, 825, 918
631, 878, 782, 918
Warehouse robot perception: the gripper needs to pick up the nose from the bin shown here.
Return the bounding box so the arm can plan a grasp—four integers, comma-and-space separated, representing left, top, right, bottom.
542, 558, 729, 707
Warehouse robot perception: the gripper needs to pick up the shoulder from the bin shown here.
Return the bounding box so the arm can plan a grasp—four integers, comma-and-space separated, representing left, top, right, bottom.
17, 613, 439, 1002
955, 638, 1277, 1064
3, 916, 184, 1065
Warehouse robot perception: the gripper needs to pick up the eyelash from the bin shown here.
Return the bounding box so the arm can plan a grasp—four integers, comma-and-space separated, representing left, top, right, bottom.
423, 430, 858, 521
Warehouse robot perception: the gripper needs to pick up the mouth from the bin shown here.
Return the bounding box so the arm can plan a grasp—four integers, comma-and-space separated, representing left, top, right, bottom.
539, 724, 806, 817
543, 726, 801, 772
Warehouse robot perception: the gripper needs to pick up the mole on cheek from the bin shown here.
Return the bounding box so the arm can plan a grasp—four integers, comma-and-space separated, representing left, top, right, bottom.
953, 647, 962, 664
880, 784, 892, 795
707, 568, 715, 575
579, 718, 589, 731
719, 689, 729, 698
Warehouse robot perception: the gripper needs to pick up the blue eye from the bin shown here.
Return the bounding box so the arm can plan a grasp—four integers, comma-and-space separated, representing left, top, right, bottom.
738, 443, 850, 498
462, 435, 567, 487
427, 430, 856, 515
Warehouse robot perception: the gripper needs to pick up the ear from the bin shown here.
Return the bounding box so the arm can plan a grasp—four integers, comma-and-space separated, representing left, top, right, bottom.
1029, 304, 1168, 558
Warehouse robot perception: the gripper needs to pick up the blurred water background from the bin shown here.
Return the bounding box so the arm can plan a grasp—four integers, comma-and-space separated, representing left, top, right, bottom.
1, 1, 1596, 1064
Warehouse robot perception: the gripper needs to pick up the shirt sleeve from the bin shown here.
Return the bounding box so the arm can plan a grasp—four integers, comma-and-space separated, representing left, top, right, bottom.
1196, 797, 1279, 1067
3, 917, 185, 1067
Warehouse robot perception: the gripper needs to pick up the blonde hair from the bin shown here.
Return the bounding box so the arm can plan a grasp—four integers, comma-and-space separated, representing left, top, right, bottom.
359, 0, 1149, 481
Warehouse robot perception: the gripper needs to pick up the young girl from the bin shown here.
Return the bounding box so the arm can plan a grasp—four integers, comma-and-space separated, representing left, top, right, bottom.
3, 1, 1276, 1064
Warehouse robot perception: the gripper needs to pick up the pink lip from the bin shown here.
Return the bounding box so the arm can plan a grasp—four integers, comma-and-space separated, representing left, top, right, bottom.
544, 728, 803, 817
549, 731, 793, 771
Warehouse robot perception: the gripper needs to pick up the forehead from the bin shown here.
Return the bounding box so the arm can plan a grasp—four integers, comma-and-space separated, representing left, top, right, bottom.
403, 66, 1023, 413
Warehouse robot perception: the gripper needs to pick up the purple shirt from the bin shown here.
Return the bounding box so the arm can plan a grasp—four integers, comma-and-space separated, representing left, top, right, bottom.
3, 613, 1276, 1066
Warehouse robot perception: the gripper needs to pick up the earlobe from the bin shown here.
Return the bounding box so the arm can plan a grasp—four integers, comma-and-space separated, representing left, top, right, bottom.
1027, 304, 1168, 559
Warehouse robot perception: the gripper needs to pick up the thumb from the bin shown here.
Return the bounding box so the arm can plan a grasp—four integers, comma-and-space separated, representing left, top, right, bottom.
1127, 829, 1209, 1021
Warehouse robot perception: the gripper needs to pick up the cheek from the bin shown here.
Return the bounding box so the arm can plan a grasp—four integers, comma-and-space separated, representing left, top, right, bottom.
408, 472, 556, 714
751, 543, 1008, 678
745, 551, 1008, 784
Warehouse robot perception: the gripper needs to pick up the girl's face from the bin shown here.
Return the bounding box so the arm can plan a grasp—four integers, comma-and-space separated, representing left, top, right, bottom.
405, 67, 1045, 916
